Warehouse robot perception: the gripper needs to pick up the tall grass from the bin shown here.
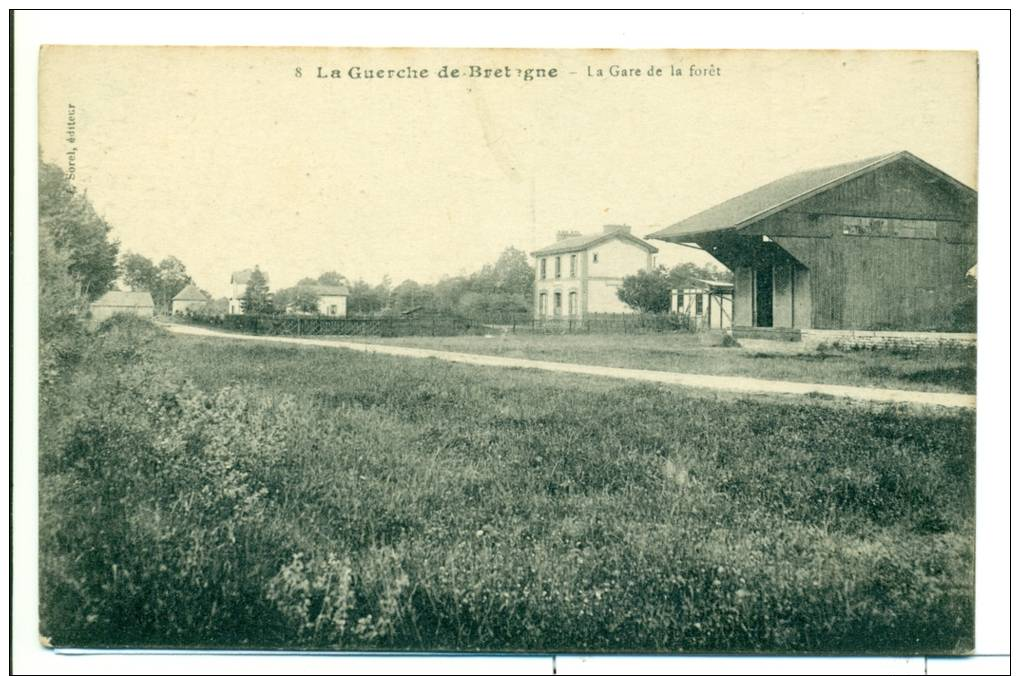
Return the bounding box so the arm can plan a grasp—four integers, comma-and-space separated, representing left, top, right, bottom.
39, 319, 974, 652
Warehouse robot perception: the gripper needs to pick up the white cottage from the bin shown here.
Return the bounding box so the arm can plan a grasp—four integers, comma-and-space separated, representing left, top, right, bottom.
90, 290, 155, 322
307, 284, 349, 317
171, 283, 208, 315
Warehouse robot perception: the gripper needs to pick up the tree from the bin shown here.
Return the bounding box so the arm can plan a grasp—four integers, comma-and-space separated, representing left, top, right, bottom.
458, 291, 528, 318
617, 267, 673, 314
39, 212, 88, 393
118, 252, 193, 314
347, 278, 391, 316
154, 256, 192, 312
432, 275, 471, 314
390, 279, 436, 314
316, 271, 347, 287
292, 287, 321, 313
419, 248, 534, 318
241, 267, 272, 314
666, 261, 733, 289
274, 285, 320, 314
491, 247, 534, 299
38, 157, 123, 394
120, 252, 160, 293
39, 160, 120, 301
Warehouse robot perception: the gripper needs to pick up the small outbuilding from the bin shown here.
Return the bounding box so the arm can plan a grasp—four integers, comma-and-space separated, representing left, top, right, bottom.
671, 279, 734, 331
171, 283, 208, 315
90, 290, 155, 322
648, 151, 977, 337
306, 284, 349, 317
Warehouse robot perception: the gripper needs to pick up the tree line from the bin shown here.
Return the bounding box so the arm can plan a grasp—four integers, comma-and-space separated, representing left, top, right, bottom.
39, 159, 120, 387
40, 154, 735, 330
121, 252, 197, 313
232, 247, 536, 319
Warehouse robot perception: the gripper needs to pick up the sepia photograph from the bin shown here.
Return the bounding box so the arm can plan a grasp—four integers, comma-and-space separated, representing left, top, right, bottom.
13, 10, 1011, 674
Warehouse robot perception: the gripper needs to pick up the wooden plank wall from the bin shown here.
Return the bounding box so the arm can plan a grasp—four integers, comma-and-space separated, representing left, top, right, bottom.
792, 266, 812, 329
772, 263, 793, 328
733, 267, 753, 327
767, 159, 976, 330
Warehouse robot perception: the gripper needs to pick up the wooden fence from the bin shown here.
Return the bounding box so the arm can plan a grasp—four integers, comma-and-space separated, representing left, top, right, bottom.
181, 311, 687, 337
181, 312, 489, 337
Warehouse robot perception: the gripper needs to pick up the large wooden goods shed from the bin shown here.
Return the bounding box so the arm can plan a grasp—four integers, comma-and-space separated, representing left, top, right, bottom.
648, 151, 977, 336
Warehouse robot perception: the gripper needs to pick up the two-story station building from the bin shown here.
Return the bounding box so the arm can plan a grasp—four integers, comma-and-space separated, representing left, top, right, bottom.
531, 225, 658, 319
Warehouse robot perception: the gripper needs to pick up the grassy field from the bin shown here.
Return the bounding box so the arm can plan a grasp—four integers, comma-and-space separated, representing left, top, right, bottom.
39, 320, 975, 653
328, 332, 976, 394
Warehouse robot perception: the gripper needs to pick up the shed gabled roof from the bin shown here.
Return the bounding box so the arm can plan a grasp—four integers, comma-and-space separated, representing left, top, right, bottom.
173, 283, 207, 302
532, 230, 658, 257
648, 151, 976, 242
92, 290, 154, 308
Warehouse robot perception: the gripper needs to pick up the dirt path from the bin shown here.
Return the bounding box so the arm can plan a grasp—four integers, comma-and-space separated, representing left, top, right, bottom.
166, 324, 976, 410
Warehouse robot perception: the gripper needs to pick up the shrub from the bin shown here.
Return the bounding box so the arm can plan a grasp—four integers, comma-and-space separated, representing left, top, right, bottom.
40, 348, 310, 645
266, 552, 356, 645
40, 328, 975, 652
948, 281, 977, 332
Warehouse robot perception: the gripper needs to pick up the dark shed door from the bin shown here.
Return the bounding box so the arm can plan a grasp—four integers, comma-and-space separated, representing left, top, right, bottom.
754, 266, 774, 327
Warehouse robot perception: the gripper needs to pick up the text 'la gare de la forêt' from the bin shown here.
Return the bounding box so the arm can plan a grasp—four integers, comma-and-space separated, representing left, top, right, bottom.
297, 62, 722, 82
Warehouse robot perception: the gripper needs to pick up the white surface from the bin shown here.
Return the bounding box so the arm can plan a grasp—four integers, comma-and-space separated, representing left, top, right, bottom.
12, 9, 1011, 676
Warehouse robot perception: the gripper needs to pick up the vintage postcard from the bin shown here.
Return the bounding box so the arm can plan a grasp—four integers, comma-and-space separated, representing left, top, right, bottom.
35, 46, 979, 656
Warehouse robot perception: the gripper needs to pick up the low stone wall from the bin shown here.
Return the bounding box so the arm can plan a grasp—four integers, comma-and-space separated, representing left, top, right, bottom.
731, 326, 802, 342
800, 329, 977, 350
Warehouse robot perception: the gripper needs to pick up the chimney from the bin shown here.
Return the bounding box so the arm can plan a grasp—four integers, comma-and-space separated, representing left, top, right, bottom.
603, 224, 630, 234
556, 229, 582, 241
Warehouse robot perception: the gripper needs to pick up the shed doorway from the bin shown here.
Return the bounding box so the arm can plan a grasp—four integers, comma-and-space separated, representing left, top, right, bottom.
754, 266, 773, 327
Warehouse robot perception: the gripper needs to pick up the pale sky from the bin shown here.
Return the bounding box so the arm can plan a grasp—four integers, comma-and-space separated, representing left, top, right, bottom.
39, 47, 977, 298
